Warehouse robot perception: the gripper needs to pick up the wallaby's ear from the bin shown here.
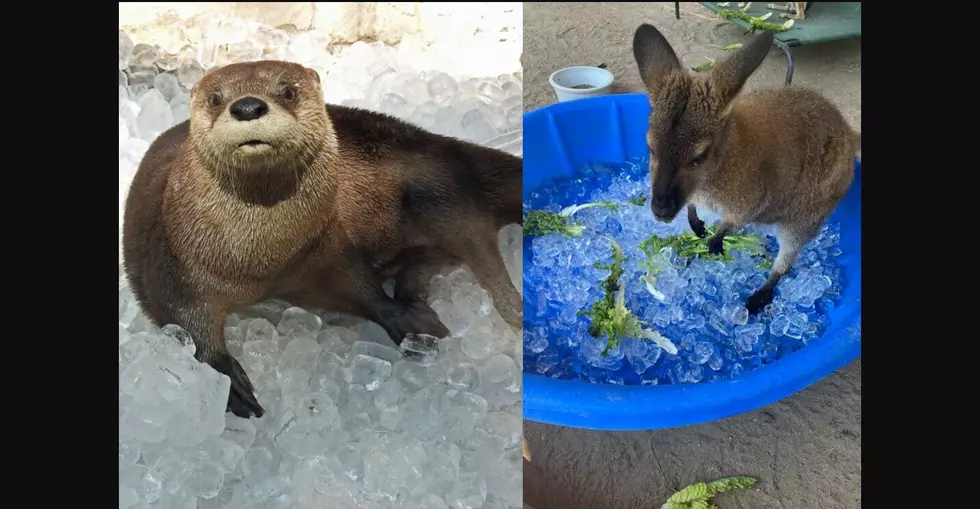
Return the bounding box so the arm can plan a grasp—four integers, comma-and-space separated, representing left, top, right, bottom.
709, 30, 774, 107
633, 23, 683, 101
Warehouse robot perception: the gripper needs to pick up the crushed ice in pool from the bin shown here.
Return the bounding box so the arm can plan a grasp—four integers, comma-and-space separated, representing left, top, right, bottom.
523, 157, 854, 386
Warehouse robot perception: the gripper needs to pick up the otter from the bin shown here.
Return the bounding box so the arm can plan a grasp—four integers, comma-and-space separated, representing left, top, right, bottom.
123, 60, 523, 419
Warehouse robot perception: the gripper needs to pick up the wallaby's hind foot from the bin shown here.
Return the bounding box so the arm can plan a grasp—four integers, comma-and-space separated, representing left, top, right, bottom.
746, 222, 816, 314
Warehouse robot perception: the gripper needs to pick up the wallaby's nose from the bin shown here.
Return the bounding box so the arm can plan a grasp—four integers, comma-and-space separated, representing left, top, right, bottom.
651, 193, 677, 222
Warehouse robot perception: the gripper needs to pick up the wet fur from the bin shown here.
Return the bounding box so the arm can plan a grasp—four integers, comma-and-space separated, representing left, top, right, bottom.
632, 25, 858, 314
123, 61, 522, 418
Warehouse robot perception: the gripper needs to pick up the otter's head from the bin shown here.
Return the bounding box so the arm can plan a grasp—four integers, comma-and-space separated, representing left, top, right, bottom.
188, 61, 331, 174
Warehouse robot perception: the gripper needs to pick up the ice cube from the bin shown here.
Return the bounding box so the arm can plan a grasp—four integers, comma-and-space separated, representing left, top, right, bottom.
403, 77, 432, 105
185, 460, 224, 499
318, 332, 351, 357
770, 314, 790, 336
379, 93, 410, 119
420, 494, 451, 509
177, 59, 206, 88
401, 333, 440, 365
393, 359, 431, 392
119, 31, 134, 70
689, 341, 714, 365
160, 323, 195, 356
446, 472, 488, 509
119, 485, 139, 509
132, 43, 160, 69
278, 336, 320, 375
461, 330, 497, 360
152, 73, 182, 102
350, 355, 393, 391
136, 89, 173, 141
427, 73, 459, 106
347, 340, 403, 365
278, 307, 323, 338
447, 363, 481, 391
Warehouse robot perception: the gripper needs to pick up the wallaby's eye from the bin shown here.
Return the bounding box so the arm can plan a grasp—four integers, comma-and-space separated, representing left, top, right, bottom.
691, 154, 707, 167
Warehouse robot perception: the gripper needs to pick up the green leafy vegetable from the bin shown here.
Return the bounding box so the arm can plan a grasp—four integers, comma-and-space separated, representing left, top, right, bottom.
628, 194, 647, 206
523, 202, 619, 237
559, 201, 618, 216
661, 476, 758, 509
693, 58, 715, 72
718, 8, 795, 31
523, 210, 583, 237
579, 238, 678, 356
639, 223, 772, 300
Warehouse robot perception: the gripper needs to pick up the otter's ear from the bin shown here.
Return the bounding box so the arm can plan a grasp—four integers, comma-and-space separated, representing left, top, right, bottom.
308, 68, 321, 83
633, 23, 682, 101
708, 30, 774, 109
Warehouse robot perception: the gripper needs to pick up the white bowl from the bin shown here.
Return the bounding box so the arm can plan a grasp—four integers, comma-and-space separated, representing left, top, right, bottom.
548, 66, 615, 102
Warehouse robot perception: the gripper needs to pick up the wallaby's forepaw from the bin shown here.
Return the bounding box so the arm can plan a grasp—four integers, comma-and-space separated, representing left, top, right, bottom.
690, 219, 707, 238
707, 235, 725, 256
379, 301, 450, 345
746, 287, 775, 315
209, 353, 264, 419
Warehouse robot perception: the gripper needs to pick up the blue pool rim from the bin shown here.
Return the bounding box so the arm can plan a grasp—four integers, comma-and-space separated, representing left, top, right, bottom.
522, 93, 862, 431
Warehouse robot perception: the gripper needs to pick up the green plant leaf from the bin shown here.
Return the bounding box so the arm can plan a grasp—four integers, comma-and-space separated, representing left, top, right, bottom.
705, 476, 758, 496
666, 482, 709, 504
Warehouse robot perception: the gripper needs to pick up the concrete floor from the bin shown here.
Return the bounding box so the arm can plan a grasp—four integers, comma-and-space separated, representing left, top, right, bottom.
522, 3, 861, 508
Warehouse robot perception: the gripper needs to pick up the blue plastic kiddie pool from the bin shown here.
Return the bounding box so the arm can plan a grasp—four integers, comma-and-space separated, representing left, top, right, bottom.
522, 93, 862, 431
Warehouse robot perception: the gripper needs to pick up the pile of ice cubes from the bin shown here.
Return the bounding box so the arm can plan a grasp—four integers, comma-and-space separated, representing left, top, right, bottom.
119, 23, 523, 509
522, 159, 852, 386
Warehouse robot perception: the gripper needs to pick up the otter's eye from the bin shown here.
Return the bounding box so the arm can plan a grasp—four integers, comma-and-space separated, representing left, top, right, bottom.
280, 85, 298, 101
208, 92, 222, 107
691, 154, 707, 167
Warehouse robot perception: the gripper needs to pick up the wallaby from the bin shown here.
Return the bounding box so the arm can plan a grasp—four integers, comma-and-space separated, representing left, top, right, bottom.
631, 24, 859, 314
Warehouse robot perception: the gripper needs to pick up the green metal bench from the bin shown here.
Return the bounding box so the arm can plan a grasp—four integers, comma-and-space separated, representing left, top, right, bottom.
673, 2, 862, 85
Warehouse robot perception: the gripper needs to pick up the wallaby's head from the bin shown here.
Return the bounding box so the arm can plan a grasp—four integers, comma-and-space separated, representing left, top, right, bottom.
632, 24, 774, 222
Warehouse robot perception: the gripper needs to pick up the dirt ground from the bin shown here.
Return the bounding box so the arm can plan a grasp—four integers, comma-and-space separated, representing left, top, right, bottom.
522, 3, 861, 509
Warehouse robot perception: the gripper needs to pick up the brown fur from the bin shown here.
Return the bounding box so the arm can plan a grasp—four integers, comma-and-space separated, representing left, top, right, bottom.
122, 60, 523, 418
632, 25, 858, 314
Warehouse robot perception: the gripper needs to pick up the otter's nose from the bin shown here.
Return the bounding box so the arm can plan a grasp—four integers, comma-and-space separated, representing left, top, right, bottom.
229, 97, 269, 121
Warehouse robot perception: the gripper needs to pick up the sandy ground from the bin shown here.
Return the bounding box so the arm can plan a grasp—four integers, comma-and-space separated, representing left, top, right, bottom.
522, 3, 861, 509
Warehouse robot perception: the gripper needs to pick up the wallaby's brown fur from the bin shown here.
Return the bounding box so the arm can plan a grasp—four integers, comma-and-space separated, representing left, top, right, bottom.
632, 25, 858, 314
123, 61, 522, 418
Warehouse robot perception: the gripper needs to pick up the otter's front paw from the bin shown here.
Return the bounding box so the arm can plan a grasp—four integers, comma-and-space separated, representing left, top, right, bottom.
210, 353, 265, 419
707, 235, 725, 256
378, 301, 451, 345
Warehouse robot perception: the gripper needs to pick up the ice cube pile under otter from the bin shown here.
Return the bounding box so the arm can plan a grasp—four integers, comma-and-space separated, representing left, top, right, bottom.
118, 21, 523, 509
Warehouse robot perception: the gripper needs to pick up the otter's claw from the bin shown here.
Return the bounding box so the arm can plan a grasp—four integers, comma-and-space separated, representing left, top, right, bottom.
377, 300, 450, 345
211, 353, 265, 418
